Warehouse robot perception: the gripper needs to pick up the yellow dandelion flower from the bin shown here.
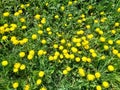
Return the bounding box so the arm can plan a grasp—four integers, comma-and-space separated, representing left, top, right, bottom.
29, 50, 35, 55
117, 8, 120, 12
108, 65, 114, 72
45, 3, 48, 6
32, 34, 37, 40
86, 25, 91, 29
20, 64, 26, 70
112, 49, 118, 55
14, 62, 21, 69
100, 17, 107, 22
100, 11, 105, 15
68, 1, 72, 5
77, 19, 82, 23
20, 18, 25, 22
24, 84, 30, 90
59, 46, 64, 50
87, 74, 95, 81
87, 58, 92, 63
53, 44, 58, 48
66, 66, 72, 71
95, 72, 101, 78
48, 31, 52, 35
58, 53, 63, 58
3, 12, 10, 17
81, 14, 85, 18
89, 49, 95, 53
3, 23, 8, 27
96, 85, 102, 90
54, 15, 59, 19
41, 39, 46, 44
27, 54, 34, 60
18, 10, 23, 14
63, 69, 68, 75
22, 38, 28, 43
117, 53, 120, 58
82, 56, 87, 62
26, 3, 30, 7
67, 43, 72, 47
39, 71, 45, 77
64, 54, 70, 59
114, 22, 119, 27
102, 81, 109, 88
21, 25, 27, 30
13, 68, 19, 73
38, 50, 44, 56
61, 39, 66, 44
76, 30, 84, 35
49, 56, 54, 61
20, 4, 25, 8
41, 18, 46, 24
2, 36, 8, 40
46, 27, 51, 32
38, 30, 43, 35
1, 60, 8, 66
53, 55, 58, 60
19, 52, 25, 58
69, 54, 75, 59
40, 87, 47, 90
100, 37, 106, 42
12, 82, 19, 89
60, 6, 65, 11
34, 14, 40, 20
116, 40, 120, 45
108, 40, 113, 45
94, 19, 99, 23
71, 47, 78, 53
75, 57, 80, 62
101, 55, 106, 60
87, 34, 93, 39
98, 30, 103, 35
104, 45, 109, 50
78, 68, 85, 77
36, 79, 42, 85
111, 30, 116, 34
92, 53, 97, 57
14, 12, 20, 16
55, 51, 60, 56
88, 5, 93, 9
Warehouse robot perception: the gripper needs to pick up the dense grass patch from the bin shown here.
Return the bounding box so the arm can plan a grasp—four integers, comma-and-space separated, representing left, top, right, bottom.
0, 0, 120, 90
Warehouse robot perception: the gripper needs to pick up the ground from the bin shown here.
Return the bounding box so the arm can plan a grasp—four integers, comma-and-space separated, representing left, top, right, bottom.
0, 0, 120, 90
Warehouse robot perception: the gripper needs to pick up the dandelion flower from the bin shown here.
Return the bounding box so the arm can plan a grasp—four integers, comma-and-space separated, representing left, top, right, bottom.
19, 52, 25, 58
87, 74, 95, 81
36, 79, 42, 85
1, 60, 8, 66
108, 65, 114, 72
102, 81, 109, 88
39, 71, 45, 77
3, 12, 10, 17
12, 82, 19, 89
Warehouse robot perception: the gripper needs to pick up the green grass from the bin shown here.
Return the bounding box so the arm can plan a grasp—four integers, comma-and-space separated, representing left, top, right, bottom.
0, 0, 120, 90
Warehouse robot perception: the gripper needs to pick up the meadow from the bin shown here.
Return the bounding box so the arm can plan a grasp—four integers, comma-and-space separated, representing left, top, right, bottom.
0, 0, 120, 90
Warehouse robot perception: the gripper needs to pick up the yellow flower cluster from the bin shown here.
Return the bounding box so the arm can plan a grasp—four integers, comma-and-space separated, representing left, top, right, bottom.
1, 1, 120, 90
13, 62, 26, 72
63, 66, 72, 75
35, 71, 46, 89
11, 36, 28, 45
0, 23, 17, 34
